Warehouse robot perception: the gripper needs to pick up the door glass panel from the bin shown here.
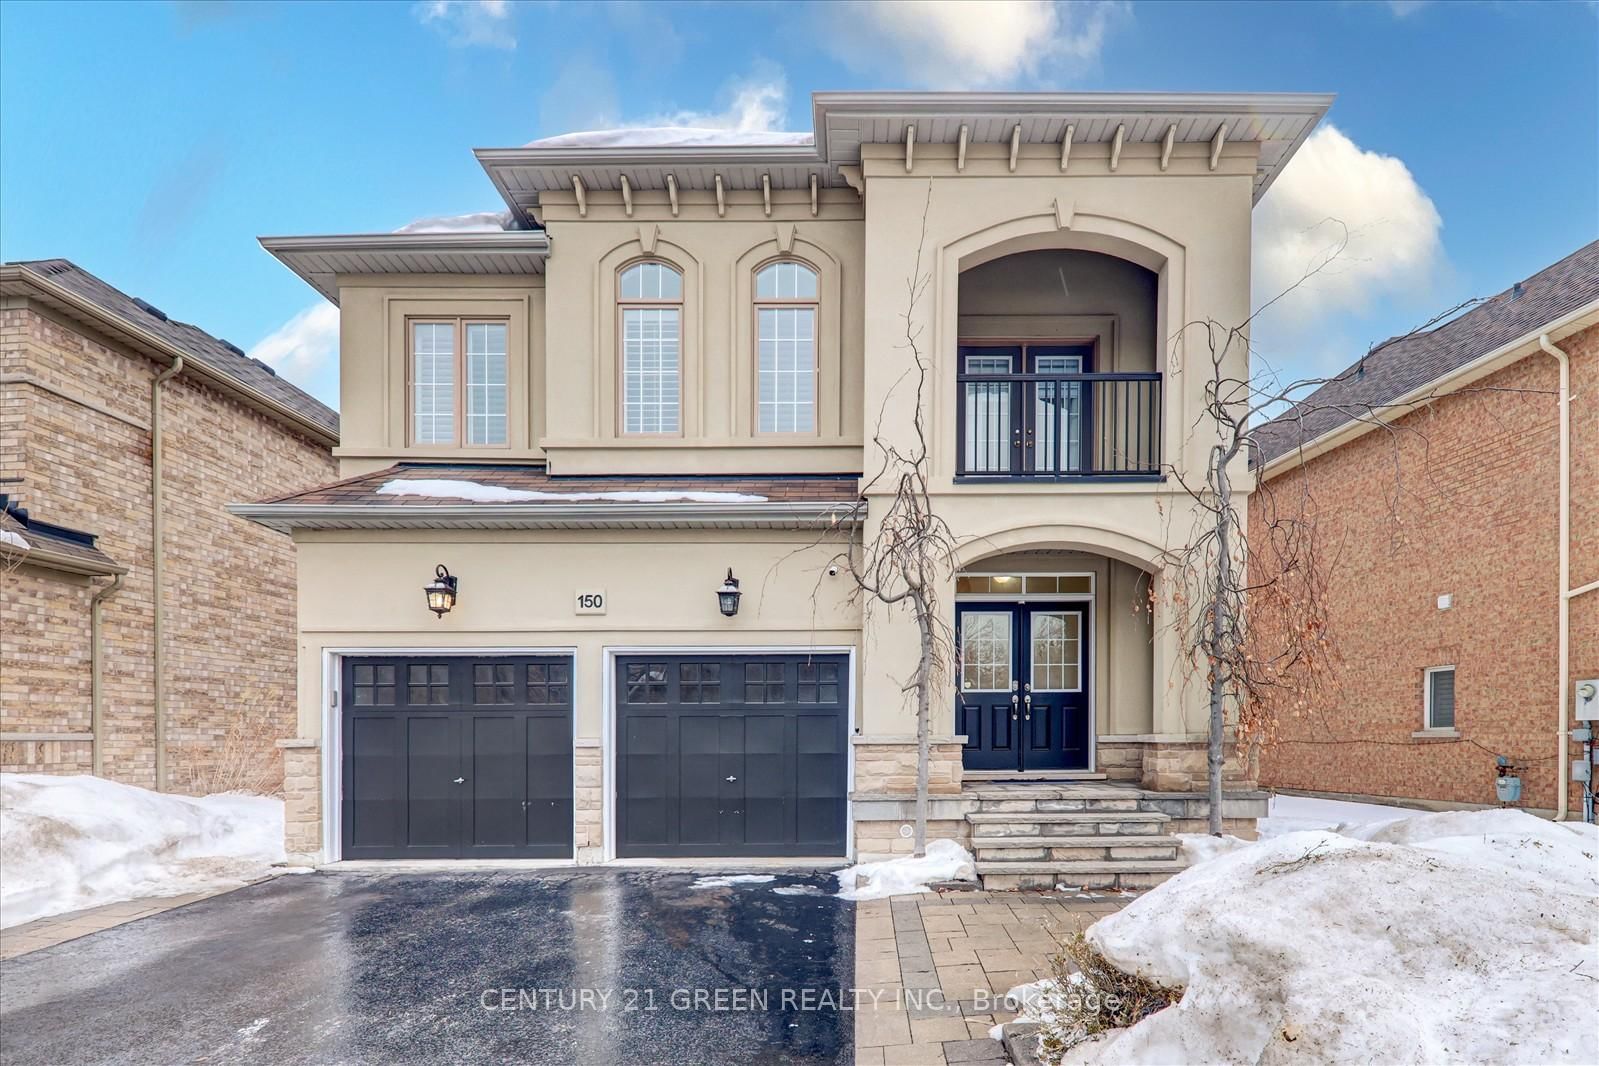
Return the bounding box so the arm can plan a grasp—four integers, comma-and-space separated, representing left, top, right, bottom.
960, 612, 1012, 691
1030, 612, 1081, 692
1031, 353, 1084, 474
962, 351, 1014, 474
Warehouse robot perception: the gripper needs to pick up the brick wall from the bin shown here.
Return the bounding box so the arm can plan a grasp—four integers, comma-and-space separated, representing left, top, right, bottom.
0, 303, 337, 793
1255, 325, 1597, 810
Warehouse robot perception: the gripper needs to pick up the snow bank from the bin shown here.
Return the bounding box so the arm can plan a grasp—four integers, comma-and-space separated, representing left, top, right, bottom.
1258, 793, 1418, 839
1066, 810, 1598, 1064
526, 127, 813, 149
834, 839, 976, 901
1, 774, 289, 929
376, 478, 768, 504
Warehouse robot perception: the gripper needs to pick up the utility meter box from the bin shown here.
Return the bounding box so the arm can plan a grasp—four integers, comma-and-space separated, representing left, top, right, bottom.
1577, 679, 1599, 721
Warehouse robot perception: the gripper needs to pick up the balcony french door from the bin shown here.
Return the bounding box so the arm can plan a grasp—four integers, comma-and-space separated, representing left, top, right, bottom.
957, 342, 1161, 479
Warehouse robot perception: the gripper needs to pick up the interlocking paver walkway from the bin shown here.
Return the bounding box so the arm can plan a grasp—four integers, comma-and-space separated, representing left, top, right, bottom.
853, 887, 1132, 1066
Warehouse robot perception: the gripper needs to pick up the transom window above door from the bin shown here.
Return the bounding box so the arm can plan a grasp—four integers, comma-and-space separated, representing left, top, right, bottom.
619, 261, 683, 434
410, 319, 508, 447
755, 260, 818, 434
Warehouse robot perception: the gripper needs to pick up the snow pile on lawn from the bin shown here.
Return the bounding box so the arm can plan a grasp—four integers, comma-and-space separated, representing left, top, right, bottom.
526, 127, 814, 149
1035, 809, 1598, 1064
376, 479, 768, 504
1258, 793, 1418, 839
834, 839, 976, 901
0, 774, 288, 929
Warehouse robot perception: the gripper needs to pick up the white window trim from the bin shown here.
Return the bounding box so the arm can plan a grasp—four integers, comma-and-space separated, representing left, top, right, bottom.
1423, 665, 1457, 731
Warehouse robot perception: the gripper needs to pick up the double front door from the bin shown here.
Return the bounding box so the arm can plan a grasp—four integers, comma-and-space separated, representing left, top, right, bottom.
956, 603, 1090, 771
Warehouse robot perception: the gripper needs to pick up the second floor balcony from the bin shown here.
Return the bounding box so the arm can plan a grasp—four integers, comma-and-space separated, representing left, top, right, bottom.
956, 346, 1162, 481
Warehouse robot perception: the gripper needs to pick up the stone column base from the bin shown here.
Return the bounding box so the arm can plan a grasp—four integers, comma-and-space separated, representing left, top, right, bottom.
1140, 738, 1258, 793
574, 742, 603, 863
276, 739, 322, 861
850, 736, 967, 861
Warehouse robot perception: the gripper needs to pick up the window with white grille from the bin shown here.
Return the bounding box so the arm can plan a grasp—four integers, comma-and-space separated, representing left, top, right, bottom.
619, 261, 683, 434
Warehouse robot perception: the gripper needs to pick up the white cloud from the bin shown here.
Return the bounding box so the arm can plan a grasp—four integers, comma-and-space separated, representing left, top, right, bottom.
532, 69, 803, 143
1252, 124, 1443, 328
645, 75, 789, 133
827, 1, 1127, 88
413, 0, 514, 50
1385, 1, 1430, 16
249, 303, 339, 388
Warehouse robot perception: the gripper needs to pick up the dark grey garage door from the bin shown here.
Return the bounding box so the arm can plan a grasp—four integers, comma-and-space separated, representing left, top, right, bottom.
342, 655, 573, 860
616, 653, 849, 858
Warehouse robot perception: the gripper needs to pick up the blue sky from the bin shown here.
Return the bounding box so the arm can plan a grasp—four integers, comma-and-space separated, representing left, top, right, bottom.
2, 0, 1594, 407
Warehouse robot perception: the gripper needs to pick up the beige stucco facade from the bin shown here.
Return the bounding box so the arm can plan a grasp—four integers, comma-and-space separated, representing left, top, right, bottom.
255, 93, 1321, 862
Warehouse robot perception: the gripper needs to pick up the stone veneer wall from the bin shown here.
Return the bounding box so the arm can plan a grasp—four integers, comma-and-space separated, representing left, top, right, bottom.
1140, 739, 1258, 792
0, 304, 337, 790
573, 743, 603, 863
851, 739, 970, 860
280, 741, 322, 859
852, 739, 964, 795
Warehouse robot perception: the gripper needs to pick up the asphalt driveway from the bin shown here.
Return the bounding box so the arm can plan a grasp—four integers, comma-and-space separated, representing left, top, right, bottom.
0, 869, 854, 1066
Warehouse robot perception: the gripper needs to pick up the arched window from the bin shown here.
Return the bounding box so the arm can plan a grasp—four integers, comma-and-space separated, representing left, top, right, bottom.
619, 261, 683, 434
754, 260, 818, 433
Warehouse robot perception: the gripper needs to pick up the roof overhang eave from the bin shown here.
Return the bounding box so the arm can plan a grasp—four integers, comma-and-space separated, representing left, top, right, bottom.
1259, 297, 1599, 479
1, 543, 127, 578
226, 500, 864, 534
258, 231, 553, 305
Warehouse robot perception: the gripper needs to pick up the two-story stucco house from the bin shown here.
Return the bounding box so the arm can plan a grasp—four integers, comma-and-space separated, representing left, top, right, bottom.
235, 91, 1332, 884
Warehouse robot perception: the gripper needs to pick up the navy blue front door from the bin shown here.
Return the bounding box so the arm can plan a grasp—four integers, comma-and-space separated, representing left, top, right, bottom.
955, 603, 1090, 771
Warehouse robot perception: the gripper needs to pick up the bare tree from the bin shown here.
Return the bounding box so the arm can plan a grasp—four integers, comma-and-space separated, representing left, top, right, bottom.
1160, 229, 1502, 832
831, 190, 958, 857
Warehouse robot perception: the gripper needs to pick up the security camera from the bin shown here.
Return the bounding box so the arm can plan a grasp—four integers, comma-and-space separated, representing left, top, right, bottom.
826, 564, 841, 577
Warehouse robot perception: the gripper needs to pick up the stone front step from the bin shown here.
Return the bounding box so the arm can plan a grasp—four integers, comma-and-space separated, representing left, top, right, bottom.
975, 858, 1189, 892
965, 810, 1171, 836
971, 835, 1181, 862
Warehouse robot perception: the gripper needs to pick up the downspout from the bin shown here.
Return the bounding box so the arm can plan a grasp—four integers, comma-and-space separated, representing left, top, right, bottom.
89, 573, 123, 776
151, 356, 183, 791
1539, 334, 1571, 820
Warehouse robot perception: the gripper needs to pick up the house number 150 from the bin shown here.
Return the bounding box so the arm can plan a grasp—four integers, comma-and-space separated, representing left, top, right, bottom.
575, 590, 607, 615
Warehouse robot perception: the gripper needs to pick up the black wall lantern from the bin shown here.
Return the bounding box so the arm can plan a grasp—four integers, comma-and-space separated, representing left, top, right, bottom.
424, 564, 458, 617
717, 568, 742, 617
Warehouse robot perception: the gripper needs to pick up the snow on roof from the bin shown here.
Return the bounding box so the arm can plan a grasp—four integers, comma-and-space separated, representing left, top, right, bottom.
0, 529, 29, 551
375, 478, 769, 504
392, 210, 512, 234
524, 127, 814, 150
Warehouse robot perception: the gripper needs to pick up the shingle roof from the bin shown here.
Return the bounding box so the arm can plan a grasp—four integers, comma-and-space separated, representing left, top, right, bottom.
258, 464, 863, 507
1254, 240, 1599, 465
0, 498, 124, 576
5, 258, 338, 439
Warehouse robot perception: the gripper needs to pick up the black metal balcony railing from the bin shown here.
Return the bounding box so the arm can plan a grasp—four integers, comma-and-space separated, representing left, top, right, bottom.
956, 371, 1163, 479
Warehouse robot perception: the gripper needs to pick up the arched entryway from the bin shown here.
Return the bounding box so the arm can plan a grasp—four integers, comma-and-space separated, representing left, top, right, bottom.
953, 546, 1157, 777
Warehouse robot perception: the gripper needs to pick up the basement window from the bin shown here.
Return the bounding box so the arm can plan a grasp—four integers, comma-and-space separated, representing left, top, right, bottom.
1424, 666, 1456, 730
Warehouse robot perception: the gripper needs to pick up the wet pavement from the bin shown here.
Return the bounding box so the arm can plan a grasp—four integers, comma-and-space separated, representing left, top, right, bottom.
0, 869, 854, 1066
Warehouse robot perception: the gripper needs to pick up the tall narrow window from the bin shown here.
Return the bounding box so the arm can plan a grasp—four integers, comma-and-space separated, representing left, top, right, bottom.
412, 322, 456, 445
619, 261, 682, 434
755, 260, 818, 433
465, 323, 507, 445
1425, 666, 1456, 729
410, 319, 509, 447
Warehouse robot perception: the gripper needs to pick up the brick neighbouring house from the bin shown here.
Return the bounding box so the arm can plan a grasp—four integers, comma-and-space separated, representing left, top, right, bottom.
1251, 241, 1598, 817
0, 259, 338, 793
